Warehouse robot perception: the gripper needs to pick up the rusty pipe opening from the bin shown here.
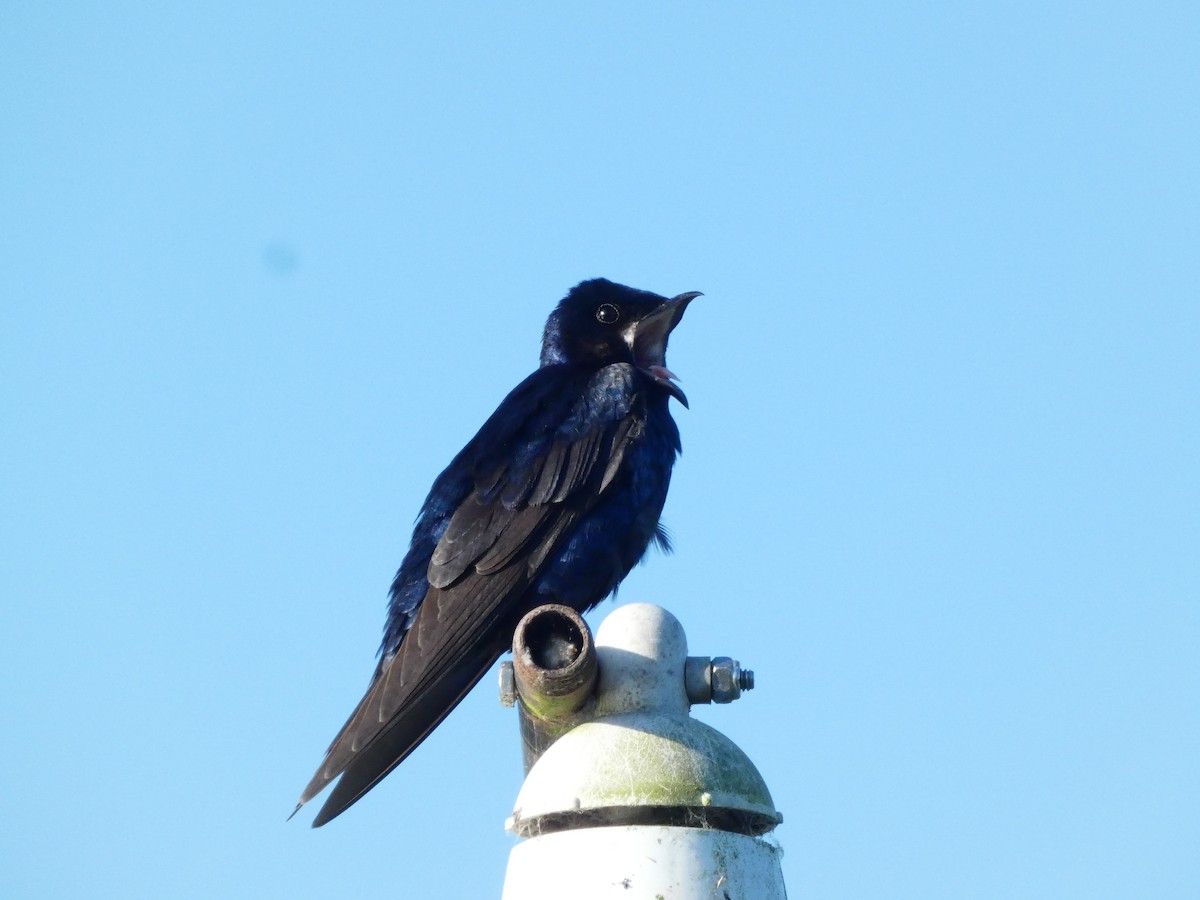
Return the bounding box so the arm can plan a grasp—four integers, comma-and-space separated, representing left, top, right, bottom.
511, 604, 598, 771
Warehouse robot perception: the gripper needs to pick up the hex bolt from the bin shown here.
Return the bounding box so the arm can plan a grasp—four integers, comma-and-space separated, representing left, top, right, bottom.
710, 656, 754, 703
498, 660, 516, 707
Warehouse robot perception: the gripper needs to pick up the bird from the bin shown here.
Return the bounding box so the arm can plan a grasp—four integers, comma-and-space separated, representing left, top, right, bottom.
295, 277, 699, 826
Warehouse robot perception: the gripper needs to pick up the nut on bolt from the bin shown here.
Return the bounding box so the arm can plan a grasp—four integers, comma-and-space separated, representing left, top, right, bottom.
498, 660, 516, 707
710, 656, 754, 703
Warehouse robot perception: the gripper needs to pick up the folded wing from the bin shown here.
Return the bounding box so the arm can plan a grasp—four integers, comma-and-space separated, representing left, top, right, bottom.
298, 364, 644, 825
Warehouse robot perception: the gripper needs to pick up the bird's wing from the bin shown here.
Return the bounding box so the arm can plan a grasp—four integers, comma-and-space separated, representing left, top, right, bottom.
298, 365, 644, 825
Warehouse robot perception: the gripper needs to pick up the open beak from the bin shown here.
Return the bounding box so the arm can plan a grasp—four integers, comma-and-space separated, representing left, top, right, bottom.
631, 291, 701, 408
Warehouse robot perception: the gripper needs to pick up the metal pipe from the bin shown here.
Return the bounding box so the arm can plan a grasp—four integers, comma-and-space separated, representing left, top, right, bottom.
509, 604, 598, 772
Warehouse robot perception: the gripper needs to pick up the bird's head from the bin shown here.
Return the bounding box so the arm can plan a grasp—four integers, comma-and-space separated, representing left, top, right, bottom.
540, 278, 700, 407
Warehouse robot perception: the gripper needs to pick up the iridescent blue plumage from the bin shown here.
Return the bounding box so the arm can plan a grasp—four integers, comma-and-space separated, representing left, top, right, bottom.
296, 278, 698, 825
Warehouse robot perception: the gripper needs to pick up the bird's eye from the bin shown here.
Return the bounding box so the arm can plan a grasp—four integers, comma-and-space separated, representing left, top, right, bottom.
596, 303, 620, 324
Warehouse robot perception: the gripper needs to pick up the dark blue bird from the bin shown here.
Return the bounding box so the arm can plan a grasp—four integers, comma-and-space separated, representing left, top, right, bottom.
295, 278, 699, 826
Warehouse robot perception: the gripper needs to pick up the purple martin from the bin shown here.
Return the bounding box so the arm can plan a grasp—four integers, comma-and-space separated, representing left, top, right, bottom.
295, 278, 698, 826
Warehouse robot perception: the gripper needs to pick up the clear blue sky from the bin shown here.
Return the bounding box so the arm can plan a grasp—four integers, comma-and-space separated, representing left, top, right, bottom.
2, 3, 1197, 898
